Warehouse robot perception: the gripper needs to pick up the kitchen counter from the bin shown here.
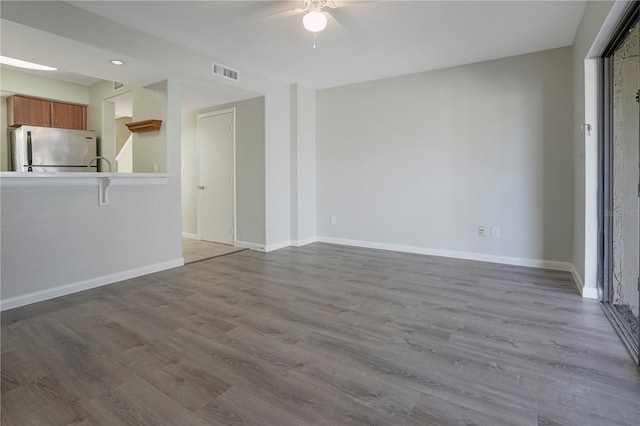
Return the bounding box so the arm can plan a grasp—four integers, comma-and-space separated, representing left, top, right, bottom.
0, 172, 174, 205
0, 171, 171, 180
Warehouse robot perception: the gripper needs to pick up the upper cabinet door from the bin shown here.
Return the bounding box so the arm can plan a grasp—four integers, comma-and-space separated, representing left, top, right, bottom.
51, 102, 87, 130
7, 95, 51, 127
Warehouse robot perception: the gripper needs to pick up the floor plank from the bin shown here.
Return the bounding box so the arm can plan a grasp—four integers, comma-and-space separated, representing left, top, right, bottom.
2, 243, 639, 425
182, 238, 245, 264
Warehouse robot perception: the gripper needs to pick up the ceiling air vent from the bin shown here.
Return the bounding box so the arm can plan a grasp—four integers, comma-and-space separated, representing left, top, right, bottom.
212, 63, 239, 82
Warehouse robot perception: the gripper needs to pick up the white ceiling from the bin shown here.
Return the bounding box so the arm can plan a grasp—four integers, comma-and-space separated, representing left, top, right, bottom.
68, 0, 587, 89
0, 63, 102, 87
1, 1, 587, 110
0, 16, 260, 112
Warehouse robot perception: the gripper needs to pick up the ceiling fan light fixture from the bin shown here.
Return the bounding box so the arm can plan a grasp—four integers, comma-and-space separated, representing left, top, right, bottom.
303, 10, 327, 32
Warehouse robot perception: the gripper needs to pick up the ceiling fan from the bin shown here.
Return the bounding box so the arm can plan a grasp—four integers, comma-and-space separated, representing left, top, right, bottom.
301, 0, 338, 33
258, 0, 350, 47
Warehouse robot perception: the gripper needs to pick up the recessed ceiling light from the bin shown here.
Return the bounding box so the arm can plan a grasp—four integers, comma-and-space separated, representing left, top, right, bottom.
110, 59, 125, 66
0, 55, 57, 71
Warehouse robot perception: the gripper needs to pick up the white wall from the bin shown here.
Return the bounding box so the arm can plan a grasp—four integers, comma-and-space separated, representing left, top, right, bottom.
0, 68, 90, 104
317, 47, 574, 266
0, 1, 294, 309
164, 79, 184, 259
133, 82, 168, 173
88, 81, 131, 169
0, 182, 181, 305
0, 79, 183, 309
116, 136, 133, 172
115, 117, 132, 154
181, 96, 266, 246
290, 84, 317, 245
264, 89, 291, 250
0, 96, 7, 171
1, 0, 293, 254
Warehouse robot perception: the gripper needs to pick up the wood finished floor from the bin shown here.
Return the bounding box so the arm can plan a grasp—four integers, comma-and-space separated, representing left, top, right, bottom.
2, 243, 640, 425
182, 239, 245, 264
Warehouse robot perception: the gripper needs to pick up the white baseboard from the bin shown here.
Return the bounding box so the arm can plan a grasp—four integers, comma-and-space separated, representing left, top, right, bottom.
569, 263, 595, 298
291, 236, 318, 247
317, 236, 574, 272
182, 232, 199, 240
581, 286, 598, 299
265, 240, 292, 252
317, 237, 597, 299
571, 264, 598, 299
235, 240, 266, 252
236, 238, 316, 252
0, 258, 184, 311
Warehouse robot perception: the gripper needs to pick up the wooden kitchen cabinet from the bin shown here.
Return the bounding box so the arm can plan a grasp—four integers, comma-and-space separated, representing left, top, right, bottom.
7, 95, 87, 130
7, 95, 52, 127
51, 101, 86, 130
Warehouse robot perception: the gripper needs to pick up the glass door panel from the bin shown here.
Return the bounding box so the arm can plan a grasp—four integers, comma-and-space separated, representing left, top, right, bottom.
606, 16, 639, 364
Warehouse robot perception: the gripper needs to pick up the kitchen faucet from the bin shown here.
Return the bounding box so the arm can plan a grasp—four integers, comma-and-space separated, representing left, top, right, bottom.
87, 156, 112, 173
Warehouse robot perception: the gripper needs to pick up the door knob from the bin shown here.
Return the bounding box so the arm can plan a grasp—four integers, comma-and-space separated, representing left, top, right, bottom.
197, 185, 205, 189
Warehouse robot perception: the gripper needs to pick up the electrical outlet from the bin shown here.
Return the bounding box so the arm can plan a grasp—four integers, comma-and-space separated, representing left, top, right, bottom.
478, 226, 486, 237
330, 215, 337, 225
492, 226, 501, 239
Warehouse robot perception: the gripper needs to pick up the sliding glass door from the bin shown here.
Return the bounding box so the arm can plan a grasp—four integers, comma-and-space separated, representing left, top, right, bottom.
600, 3, 639, 366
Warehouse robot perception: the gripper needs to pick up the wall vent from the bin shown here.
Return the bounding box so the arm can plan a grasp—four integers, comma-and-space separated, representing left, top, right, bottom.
212, 63, 239, 81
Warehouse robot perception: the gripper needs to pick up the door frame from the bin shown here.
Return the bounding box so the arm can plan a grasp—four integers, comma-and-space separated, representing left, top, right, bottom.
598, 1, 640, 366
195, 107, 237, 246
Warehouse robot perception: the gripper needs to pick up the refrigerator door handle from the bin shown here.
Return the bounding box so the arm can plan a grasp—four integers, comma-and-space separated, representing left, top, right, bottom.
27, 131, 33, 172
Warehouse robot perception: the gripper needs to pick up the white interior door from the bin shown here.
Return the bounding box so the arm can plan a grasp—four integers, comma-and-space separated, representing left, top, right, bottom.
197, 110, 235, 245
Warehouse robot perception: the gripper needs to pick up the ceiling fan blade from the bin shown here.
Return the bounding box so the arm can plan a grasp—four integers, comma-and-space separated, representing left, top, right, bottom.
327, 0, 374, 9
255, 7, 307, 22
324, 11, 347, 36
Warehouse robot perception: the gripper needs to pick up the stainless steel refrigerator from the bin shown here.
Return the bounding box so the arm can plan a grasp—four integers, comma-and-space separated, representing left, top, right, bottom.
9, 126, 98, 172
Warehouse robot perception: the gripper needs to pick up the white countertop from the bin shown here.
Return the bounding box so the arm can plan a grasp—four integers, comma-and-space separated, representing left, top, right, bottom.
0, 171, 172, 180
0, 172, 173, 186
0, 172, 174, 205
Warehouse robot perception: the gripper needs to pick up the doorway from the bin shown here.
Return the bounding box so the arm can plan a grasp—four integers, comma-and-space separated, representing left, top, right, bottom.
105, 91, 133, 173
600, 3, 639, 365
196, 108, 236, 245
